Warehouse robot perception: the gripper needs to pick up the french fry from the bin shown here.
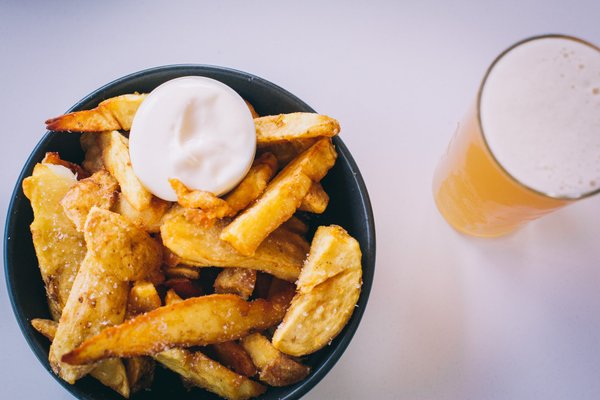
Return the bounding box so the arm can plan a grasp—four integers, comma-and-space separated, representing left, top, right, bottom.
125, 282, 161, 393
22, 163, 86, 321
240, 333, 310, 386
154, 349, 266, 400
298, 182, 329, 214
214, 268, 257, 300
164, 278, 204, 299
100, 131, 152, 211
212, 341, 257, 377
169, 178, 233, 218
164, 266, 200, 280
254, 113, 340, 144
224, 153, 278, 214
221, 138, 337, 256
31, 319, 130, 397
164, 288, 184, 305
62, 284, 295, 365
61, 170, 119, 231
112, 193, 170, 233
80, 133, 104, 174
45, 94, 147, 132
272, 226, 362, 357
49, 253, 130, 383
161, 208, 308, 282
42, 152, 89, 179
257, 138, 318, 166
84, 207, 163, 282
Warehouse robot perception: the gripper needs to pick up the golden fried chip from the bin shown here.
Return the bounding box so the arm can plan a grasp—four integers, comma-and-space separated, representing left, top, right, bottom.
280, 216, 308, 236
169, 178, 233, 218
212, 341, 257, 377
254, 113, 340, 144
214, 268, 257, 300
272, 225, 362, 357
221, 138, 336, 256
164, 266, 200, 280
45, 94, 147, 132
61, 170, 119, 231
62, 286, 295, 364
112, 193, 170, 233
241, 333, 310, 386
224, 152, 278, 214
100, 131, 152, 211
257, 138, 318, 166
161, 208, 308, 282
155, 349, 266, 400
32, 319, 130, 397
42, 152, 89, 179
298, 182, 329, 214
80, 133, 104, 174
23, 163, 86, 321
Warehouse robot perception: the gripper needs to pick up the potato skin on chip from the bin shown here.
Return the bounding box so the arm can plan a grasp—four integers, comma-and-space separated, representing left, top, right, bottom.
272, 225, 362, 357
254, 113, 340, 144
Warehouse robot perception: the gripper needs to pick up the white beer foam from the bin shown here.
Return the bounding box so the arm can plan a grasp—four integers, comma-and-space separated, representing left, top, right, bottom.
481, 37, 600, 198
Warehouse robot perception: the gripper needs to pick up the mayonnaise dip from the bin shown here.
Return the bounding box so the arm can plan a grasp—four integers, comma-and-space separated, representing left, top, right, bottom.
129, 76, 256, 201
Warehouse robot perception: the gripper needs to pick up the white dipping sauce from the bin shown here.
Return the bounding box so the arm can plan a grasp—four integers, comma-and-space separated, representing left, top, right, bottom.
129, 76, 256, 201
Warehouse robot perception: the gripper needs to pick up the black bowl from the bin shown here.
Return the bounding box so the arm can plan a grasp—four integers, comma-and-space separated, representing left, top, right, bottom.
4, 65, 376, 400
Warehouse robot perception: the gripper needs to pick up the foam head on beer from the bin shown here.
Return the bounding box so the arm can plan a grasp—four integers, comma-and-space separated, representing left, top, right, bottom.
480, 37, 600, 198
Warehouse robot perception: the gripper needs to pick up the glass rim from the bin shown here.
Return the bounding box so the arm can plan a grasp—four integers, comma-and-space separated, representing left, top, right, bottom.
476, 33, 600, 201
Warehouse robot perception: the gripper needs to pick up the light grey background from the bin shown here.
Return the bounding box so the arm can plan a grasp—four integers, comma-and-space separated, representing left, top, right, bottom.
2, 1, 600, 399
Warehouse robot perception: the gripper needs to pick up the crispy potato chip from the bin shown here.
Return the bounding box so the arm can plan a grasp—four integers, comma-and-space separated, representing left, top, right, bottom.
23, 163, 86, 321
221, 138, 337, 256
224, 153, 278, 214
112, 193, 170, 233
169, 178, 233, 218
212, 341, 257, 378
49, 253, 130, 383
254, 113, 340, 144
214, 268, 257, 300
62, 285, 295, 364
257, 138, 318, 166
280, 216, 308, 236
298, 182, 329, 214
84, 207, 162, 282
165, 278, 204, 299
272, 226, 362, 357
31, 319, 130, 397
80, 133, 104, 174
161, 208, 308, 282
45, 94, 147, 132
164, 289, 183, 305
164, 266, 200, 280
155, 349, 266, 400
241, 333, 310, 386
100, 131, 152, 211
61, 170, 119, 231
42, 152, 89, 179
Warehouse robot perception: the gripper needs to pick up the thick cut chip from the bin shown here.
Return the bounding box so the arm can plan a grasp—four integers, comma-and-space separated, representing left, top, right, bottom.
154, 349, 266, 400
298, 181, 329, 214
42, 152, 89, 179
164, 266, 200, 280
61, 169, 119, 231
272, 225, 362, 357
257, 138, 318, 166
164, 289, 184, 305
112, 193, 170, 233
212, 341, 257, 377
45, 94, 147, 132
31, 319, 130, 397
169, 178, 233, 218
49, 253, 130, 383
23, 163, 86, 321
100, 131, 152, 210
165, 278, 204, 299
161, 208, 308, 282
62, 286, 295, 364
80, 133, 104, 174
241, 333, 310, 386
224, 152, 278, 214
214, 268, 257, 300
254, 113, 340, 144
280, 216, 308, 236
84, 207, 163, 282
221, 138, 337, 256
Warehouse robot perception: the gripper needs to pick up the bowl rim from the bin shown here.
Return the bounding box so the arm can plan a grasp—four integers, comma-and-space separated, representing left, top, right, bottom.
4, 64, 376, 400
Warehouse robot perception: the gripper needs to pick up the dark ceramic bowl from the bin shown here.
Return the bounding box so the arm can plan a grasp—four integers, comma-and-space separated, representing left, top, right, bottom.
4, 65, 375, 400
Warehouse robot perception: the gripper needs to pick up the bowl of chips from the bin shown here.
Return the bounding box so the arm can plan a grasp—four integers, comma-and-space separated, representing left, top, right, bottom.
4, 65, 376, 400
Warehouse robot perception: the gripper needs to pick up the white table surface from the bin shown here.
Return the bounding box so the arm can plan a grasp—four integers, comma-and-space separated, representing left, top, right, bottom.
2, 1, 600, 399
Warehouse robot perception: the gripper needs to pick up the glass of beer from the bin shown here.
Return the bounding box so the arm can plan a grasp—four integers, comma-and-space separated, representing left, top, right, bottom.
433, 35, 600, 237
